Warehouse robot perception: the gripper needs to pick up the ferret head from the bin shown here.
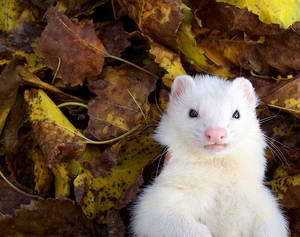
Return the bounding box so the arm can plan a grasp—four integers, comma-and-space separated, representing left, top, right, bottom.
155, 74, 262, 159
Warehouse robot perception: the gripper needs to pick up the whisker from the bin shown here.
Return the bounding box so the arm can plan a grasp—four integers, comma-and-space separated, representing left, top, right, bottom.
259, 111, 281, 124
155, 147, 168, 177
263, 134, 290, 149
154, 90, 163, 116
264, 136, 288, 165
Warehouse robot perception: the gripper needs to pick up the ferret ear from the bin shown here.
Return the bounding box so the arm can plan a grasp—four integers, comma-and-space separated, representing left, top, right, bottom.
171, 75, 195, 101
232, 77, 257, 106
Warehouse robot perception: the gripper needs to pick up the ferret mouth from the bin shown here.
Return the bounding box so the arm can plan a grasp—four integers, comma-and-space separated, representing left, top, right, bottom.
204, 143, 227, 152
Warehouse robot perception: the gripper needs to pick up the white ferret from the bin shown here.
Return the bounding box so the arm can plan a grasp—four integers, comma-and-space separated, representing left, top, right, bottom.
131, 75, 288, 237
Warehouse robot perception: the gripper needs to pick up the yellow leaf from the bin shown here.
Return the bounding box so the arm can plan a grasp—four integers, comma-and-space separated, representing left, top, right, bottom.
24, 89, 86, 168
217, 0, 300, 28
0, 0, 34, 32
269, 174, 300, 200
13, 52, 45, 72
176, 6, 234, 78
149, 41, 186, 87
74, 128, 162, 221
51, 162, 70, 197
32, 148, 52, 195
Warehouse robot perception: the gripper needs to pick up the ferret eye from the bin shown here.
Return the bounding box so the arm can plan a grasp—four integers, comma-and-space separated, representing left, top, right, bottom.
232, 110, 240, 119
189, 109, 198, 118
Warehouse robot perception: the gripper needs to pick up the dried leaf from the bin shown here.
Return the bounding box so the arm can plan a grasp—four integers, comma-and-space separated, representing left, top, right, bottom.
83, 142, 122, 177
33, 6, 106, 86
0, 199, 98, 236
0, 58, 23, 135
102, 21, 131, 57
217, 0, 300, 28
52, 162, 71, 197
0, 0, 35, 32
177, 6, 234, 77
1, 94, 26, 155
32, 148, 52, 196
189, 1, 300, 77
123, 0, 184, 49
17, 65, 84, 102
0, 178, 32, 215
24, 89, 86, 168
86, 65, 156, 140
262, 75, 300, 118
149, 40, 186, 87
74, 128, 162, 221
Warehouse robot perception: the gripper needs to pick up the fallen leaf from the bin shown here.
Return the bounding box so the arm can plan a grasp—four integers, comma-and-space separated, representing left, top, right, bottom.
0, 0, 35, 32
0, 178, 32, 215
24, 89, 86, 168
57, 0, 108, 17
1, 94, 26, 155
101, 21, 131, 57
0, 58, 23, 135
17, 65, 84, 102
33, 6, 107, 86
261, 75, 300, 118
0, 198, 99, 236
176, 5, 234, 78
122, 0, 184, 49
86, 65, 156, 140
74, 128, 162, 221
32, 148, 52, 196
52, 162, 71, 197
83, 142, 123, 177
217, 0, 300, 28
107, 208, 126, 237
149, 40, 186, 87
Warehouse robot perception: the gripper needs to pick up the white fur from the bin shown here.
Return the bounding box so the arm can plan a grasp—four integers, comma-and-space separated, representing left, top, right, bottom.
131, 75, 288, 237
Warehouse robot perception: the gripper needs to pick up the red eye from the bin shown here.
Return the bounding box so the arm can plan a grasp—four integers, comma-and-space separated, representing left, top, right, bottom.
189, 109, 198, 118
232, 110, 240, 119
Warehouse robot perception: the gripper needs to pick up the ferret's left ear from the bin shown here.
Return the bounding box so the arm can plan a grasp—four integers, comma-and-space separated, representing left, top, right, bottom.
171, 75, 195, 101
232, 77, 257, 106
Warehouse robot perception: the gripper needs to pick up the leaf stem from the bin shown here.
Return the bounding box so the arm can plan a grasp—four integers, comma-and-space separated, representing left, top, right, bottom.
127, 89, 146, 121
58, 102, 88, 109
0, 170, 43, 200
106, 54, 159, 79
52, 56, 61, 84
111, 0, 117, 20
54, 123, 142, 144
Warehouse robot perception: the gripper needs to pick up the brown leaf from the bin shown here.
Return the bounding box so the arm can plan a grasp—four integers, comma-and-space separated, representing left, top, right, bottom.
17, 65, 84, 102
1, 94, 26, 155
107, 208, 126, 237
33, 6, 106, 86
192, 1, 300, 76
123, 0, 184, 49
0, 198, 98, 236
24, 89, 86, 168
0, 178, 32, 216
260, 75, 300, 118
86, 64, 156, 140
0, 58, 23, 135
83, 142, 122, 177
101, 21, 131, 57
149, 40, 186, 87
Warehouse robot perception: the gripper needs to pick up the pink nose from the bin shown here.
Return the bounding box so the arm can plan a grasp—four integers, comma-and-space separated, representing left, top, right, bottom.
205, 127, 227, 143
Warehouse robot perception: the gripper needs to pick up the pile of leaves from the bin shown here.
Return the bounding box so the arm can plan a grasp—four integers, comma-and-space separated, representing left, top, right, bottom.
0, 0, 300, 236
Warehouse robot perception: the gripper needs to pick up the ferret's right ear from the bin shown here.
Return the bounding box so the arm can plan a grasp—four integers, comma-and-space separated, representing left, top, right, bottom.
171, 75, 195, 101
